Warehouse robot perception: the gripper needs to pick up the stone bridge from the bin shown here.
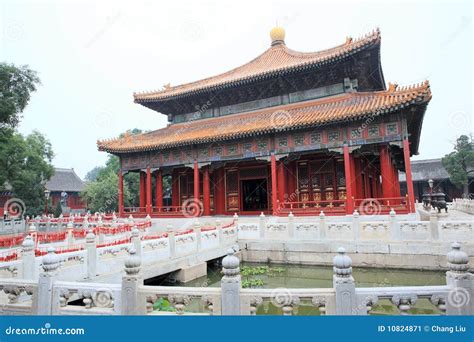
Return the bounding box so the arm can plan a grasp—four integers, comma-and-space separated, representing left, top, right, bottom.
1, 218, 238, 284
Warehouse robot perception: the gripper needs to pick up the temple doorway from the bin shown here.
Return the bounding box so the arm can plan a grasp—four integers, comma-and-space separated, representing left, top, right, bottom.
241, 179, 268, 212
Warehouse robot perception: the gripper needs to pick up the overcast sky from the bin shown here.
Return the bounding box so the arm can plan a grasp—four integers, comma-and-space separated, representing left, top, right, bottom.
1, 0, 472, 179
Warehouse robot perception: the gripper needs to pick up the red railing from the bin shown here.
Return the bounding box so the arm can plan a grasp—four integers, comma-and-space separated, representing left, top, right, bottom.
142, 232, 168, 240
35, 245, 84, 257
0, 248, 21, 262
175, 229, 193, 236
123, 207, 146, 213
151, 206, 185, 216
354, 197, 410, 214
97, 237, 130, 248
0, 234, 25, 248
28, 214, 116, 226
222, 219, 237, 229
278, 200, 347, 215
36, 231, 67, 244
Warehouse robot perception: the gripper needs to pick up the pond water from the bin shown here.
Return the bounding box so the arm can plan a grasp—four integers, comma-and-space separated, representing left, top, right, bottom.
150, 262, 446, 315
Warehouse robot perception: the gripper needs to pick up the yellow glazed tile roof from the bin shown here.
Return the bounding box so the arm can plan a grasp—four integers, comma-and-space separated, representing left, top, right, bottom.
133, 29, 381, 102
99, 81, 431, 153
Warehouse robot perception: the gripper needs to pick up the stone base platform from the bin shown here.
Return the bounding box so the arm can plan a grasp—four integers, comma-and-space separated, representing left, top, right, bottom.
239, 239, 474, 271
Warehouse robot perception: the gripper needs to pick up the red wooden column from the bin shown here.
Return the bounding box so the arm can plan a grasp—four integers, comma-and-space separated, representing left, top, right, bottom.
203, 167, 211, 216
171, 169, 180, 207
139, 171, 146, 210
354, 158, 364, 199
403, 138, 416, 213
343, 145, 354, 214
286, 161, 296, 199
270, 154, 278, 214
277, 161, 286, 205
155, 169, 163, 210
214, 168, 225, 215
193, 161, 200, 203
118, 171, 124, 217
146, 167, 152, 215
392, 165, 401, 197
379, 145, 394, 199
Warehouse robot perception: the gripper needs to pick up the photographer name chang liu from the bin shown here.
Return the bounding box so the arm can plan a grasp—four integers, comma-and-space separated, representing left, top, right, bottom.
431, 325, 467, 334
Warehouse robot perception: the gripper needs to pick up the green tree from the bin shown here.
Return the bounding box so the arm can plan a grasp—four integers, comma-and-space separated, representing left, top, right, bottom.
54, 200, 63, 217
5, 130, 54, 217
442, 134, 474, 197
85, 166, 102, 182
0, 63, 53, 217
0, 63, 41, 128
81, 171, 131, 213
81, 129, 144, 211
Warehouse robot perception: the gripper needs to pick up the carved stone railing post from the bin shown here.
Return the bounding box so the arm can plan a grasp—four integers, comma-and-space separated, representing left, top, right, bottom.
287, 212, 295, 238
98, 229, 105, 244
221, 248, 241, 315
392, 294, 417, 315
82, 216, 89, 231
249, 296, 263, 315
352, 210, 360, 240
65, 221, 75, 247
121, 248, 144, 315
445, 242, 473, 315
202, 295, 216, 315
319, 211, 326, 239
169, 294, 191, 315
21, 235, 36, 279
333, 247, 364, 315
274, 294, 300, 316
430, 294, 447, 315
216, 220, 223, 246
259, 212, 266, 239
131, 227, 141, 258
36, 247, 60, 315
389, 208, 400, 240
233, 212, 239, 226
86, 230, 98, 279
28, 223, 37, 246
429, 208, 439, 240
194, 219, 202, 252
167, 225, 176, 259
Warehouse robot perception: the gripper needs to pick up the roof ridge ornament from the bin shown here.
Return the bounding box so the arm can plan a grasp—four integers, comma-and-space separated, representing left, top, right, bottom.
388, 82, 398, 92
270, 26, 285, 46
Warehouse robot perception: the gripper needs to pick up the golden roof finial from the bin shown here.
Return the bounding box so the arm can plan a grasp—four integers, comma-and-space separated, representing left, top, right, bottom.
270, 26, 285, 46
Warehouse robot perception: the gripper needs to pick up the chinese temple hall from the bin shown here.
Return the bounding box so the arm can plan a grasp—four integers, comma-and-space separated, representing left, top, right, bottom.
98, 27, 432, 218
